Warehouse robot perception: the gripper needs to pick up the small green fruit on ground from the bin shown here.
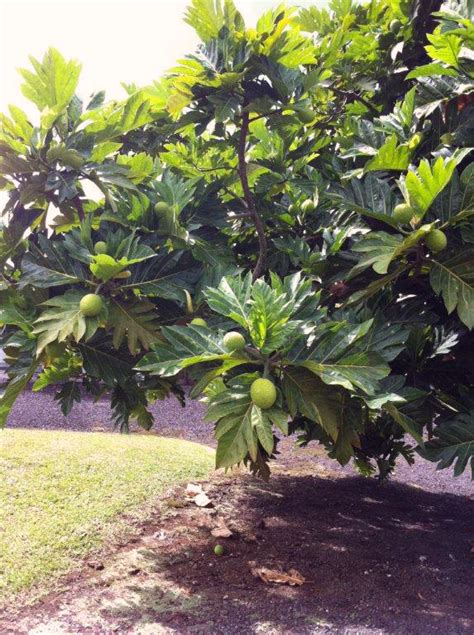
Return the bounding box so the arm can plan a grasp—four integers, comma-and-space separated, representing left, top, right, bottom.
154, 201, 171, 215
296, 108, 315, 124
94, 241, 107, 255
190, 317, 208, 327
389, 19, 401, 33
214, 544, 224, 556
425, 229, 447, 253
250, 378, 277, 410
223, 331, 246, 352
79, 294, 104, 317
393, 203, 414, 224
301, 199, 315, 213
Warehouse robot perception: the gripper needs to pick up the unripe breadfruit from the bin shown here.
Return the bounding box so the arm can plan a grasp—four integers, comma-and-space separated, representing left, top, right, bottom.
393, 203, 414, 224
63, 153, 84, 170
190, 317, 208, 327
154, 201, 171, 215
94, 241, 107, 255
389, 19, 401, 33
296, 108, 315, 124
425, 229, 447, 253
301, 199, 315, 213
79, 294, 104, 317
250, 378, 277, 410
46, 146, 83, 169
223, 331, 246, 352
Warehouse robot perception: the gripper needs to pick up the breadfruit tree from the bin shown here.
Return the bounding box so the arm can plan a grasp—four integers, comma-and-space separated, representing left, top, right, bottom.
1, 0, 473, 479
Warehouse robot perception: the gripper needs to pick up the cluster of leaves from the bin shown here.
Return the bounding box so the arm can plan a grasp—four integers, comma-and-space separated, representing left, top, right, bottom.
1, 0, 473, 478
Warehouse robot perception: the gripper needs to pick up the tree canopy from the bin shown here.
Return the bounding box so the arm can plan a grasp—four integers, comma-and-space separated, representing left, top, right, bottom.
1, 0, 473, 479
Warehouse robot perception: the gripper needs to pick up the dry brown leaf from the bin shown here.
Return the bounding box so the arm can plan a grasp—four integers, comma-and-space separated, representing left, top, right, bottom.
248, 561, 305, 586
211, 517, 233, 538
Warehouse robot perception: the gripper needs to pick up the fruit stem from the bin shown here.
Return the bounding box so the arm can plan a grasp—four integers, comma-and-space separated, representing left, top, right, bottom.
262, 359, 270, 379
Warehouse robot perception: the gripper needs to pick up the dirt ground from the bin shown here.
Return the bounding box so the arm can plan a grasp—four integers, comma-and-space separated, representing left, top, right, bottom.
1, 388, 473, 634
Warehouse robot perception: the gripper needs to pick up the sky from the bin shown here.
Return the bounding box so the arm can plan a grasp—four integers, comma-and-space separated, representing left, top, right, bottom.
0, 0, 320, 116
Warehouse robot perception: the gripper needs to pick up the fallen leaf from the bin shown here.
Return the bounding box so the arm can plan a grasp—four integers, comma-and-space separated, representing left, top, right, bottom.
248, 561, 305, 586
211, 517, 233, 538
194, 492, 213, 507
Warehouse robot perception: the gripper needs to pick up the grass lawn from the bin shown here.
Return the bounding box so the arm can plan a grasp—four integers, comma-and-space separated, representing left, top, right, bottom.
0, 428, 214, 604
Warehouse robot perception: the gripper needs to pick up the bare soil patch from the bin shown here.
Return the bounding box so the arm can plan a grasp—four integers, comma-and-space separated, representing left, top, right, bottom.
1, 445, 472, 635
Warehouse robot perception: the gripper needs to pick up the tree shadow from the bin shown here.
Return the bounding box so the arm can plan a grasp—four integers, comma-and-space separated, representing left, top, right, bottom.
102, 473, 473, 634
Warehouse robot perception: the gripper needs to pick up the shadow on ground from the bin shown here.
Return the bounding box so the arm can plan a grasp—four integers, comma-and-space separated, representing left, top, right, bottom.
92, 473, 473, 635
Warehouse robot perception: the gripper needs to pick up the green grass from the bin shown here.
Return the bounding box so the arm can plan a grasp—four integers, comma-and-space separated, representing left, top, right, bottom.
0, 428, 214, 603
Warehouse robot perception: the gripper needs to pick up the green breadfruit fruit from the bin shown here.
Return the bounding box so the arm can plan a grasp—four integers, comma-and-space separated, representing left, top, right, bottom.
250, 378, 277, 410
79, 294, 104, 317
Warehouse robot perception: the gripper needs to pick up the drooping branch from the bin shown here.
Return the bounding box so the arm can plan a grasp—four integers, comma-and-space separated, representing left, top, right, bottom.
237, 110, 267, 280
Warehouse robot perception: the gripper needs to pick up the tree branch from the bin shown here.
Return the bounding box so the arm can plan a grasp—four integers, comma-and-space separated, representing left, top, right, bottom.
248, 108, 285, 124
237, 110, 267, 280
72, 195, 85, 222
330, 86, 379, 115
220, 185, 247, 210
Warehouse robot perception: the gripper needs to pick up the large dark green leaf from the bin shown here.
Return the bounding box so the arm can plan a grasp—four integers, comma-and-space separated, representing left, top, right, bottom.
282, 366, 343, 440
19, 236, 87, 289
0, 357, 39, 427
108, 298, 161, 353
348, 226, 432, 278
33, 291, 101, 354
78, 339, 132, 386
205, 273, 252, 328
330, 175, 398, 227
419, 412, 474, 477
207, 375, 284, 469
295, 320, 390, 394
120, 254, 197, 302
430, 250, 474, 329
136, 324, 249, 376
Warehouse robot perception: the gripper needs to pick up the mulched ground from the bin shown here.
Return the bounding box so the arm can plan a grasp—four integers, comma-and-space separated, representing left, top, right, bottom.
2, 387, 473, 634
